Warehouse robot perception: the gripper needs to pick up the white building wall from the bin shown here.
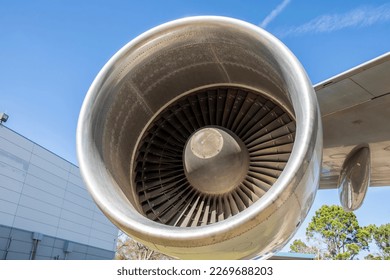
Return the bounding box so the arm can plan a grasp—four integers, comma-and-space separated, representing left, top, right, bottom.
0, 125, 118, 251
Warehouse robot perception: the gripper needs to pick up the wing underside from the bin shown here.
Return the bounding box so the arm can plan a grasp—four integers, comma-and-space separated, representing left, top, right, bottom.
316, 52, 390, 189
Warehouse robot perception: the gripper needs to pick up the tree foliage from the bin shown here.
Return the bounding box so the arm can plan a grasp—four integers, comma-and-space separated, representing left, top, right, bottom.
115, 232, 172, 260
289, 239, 321, 258
306, 205, 370, 259
289, 205, 380, 259
365, 223, 390, 260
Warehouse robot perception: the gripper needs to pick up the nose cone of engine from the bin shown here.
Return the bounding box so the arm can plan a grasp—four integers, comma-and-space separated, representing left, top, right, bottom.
184, 127, 249, 194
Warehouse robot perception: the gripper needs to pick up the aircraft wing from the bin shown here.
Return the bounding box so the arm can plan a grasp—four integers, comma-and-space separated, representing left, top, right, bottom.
316, 52, 390, 189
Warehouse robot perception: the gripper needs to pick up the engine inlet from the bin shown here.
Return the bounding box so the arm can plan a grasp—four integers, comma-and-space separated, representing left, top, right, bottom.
135, 86, 296, 227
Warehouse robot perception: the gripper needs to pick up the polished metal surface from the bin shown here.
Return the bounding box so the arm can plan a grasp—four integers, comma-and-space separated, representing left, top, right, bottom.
77, 16, 322, 259
184, 127, 248, 195
338, 144, 370, 211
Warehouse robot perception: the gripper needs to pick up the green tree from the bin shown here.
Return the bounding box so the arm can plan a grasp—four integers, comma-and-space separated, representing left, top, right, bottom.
115, 232, 172, 260
306, 205, 370, 260
289, 239, 322, 259
365, 223, 390, 260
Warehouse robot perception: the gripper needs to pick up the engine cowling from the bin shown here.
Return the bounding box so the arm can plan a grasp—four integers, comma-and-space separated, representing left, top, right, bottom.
77, 16, 322, 259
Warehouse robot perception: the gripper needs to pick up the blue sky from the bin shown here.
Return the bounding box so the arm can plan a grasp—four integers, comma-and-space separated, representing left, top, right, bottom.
1, 0, 389, 255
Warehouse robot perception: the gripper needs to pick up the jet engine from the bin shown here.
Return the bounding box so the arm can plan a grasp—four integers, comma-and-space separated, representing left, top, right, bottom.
77, 16, 322, 259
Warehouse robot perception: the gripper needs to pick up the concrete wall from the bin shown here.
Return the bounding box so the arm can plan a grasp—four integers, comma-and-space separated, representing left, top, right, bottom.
0, 125, 118, 255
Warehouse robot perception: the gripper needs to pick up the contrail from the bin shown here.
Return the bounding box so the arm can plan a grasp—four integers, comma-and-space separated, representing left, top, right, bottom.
260, 0, 291, 28
280, 3, 390, 37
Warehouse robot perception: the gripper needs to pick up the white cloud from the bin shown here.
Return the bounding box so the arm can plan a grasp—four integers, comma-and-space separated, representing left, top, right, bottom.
260, 0, 291, 28
280, 4, 390, 37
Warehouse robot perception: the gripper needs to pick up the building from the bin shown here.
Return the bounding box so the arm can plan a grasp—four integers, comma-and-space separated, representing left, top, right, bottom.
0, 124, 118, 260
270, 252, 316, 260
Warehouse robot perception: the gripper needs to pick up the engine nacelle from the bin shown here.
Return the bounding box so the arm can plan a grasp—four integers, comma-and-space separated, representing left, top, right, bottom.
77, 16, 322, 259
